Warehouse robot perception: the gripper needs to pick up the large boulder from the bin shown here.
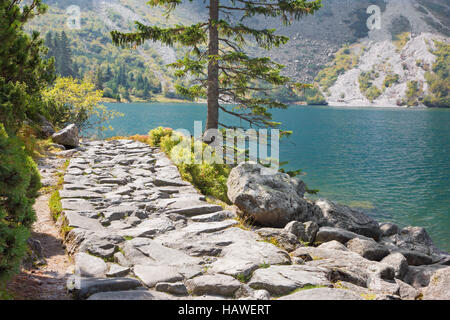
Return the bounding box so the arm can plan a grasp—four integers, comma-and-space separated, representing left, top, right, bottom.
227, 162, 309, 227
421, 267, 450, 300
313, 199, 381, 240
52, 123, 79, 147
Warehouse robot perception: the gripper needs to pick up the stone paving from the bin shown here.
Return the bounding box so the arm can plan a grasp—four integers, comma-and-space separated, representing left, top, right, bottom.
55, 139, 448, 300
61, 139, 303, 299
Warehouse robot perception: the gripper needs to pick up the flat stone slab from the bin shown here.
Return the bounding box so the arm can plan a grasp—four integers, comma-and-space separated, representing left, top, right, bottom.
74, 252, 107, 277
64, 212, 104, 231
134, 265, 183, 287
67, 277, 142, 299
278, 288, 363, 300
60, 190, 103, 199
165, 204, 224, 217
122, 238, 201, 267
191, 211, 237, 222
87, 290, 173, 300
185, 274, 241, 297
248, 265, 331, 296
61, 198, 94, 211
181, 220, 239, 235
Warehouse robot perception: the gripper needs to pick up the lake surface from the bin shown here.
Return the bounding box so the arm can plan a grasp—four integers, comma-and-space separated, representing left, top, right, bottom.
98, 103, 450, 251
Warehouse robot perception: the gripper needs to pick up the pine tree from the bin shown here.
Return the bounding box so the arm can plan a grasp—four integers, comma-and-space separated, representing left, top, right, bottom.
143, 77, 151, 99
0, 0, 48, 287
94, 67, 104, 90
59, 31, 74, 77
112, 0, 322, 134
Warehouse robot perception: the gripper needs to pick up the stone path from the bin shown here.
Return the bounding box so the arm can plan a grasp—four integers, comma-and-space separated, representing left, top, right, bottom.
58, 139, 449, 300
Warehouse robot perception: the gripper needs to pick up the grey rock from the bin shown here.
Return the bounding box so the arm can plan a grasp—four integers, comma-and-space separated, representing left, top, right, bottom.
134, 265, 183, 287
399, 249, 433, 266
103, 205, 137, 222
155, 282, 188, 295
248, 265, 331, 296
227, 162, 308, 227
315, 227, 369, 244
64, 212, 104, 231
421, 267, 450, 300
256, 227, 300, 252
292, 246, 395, 287
379, 222, 399, 237
186, 274, 241, 296
302, 221, 320, 244
206, 228, 291, 277
67, 276, 141, 299
318, 240, 349, 251
122, 238, 200, 267
279, 288, 363, 300
52, 124, 79, 147
346, 238, 390, 261
380, 252, 409, 279
191, 210, 236, 222
403, 264, 448, 289
182, 220, 239, 235
395, 279, 420, 300
87, 290, 170, 300
106, 264, 130, 277
313, 199, 381, 240
38, 114, 55, 138
165, 204, 223, 217
61, 199, 94, 211
153, 178, 190, 187
74, 252, 108, 277
119, 217, 175, 238
284, 221, 306, 239
366, 275, 400, 295
59, 190, 103, 199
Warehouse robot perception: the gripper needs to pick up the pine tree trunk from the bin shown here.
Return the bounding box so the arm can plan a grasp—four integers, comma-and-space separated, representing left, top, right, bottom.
206, 0, 219, 131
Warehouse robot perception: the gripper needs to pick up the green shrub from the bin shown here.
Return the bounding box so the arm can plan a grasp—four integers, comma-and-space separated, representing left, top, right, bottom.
0, 123, 40, 286
402, 80, 423, 106
148, 126, 173, 147
149, 128, 231, 203
383, 74, 400, 88
423, 41, 449, 108
359, 71, 382, 102
316, 46, 360, 91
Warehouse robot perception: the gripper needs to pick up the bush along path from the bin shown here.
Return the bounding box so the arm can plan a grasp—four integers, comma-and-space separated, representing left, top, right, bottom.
5, 150, 75, 300
55, 139, 449, 300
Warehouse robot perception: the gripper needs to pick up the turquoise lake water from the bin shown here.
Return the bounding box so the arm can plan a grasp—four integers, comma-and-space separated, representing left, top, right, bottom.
97, 103, 450, 251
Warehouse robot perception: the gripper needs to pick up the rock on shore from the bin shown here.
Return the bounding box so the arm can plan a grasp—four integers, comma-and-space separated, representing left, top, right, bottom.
47, 142, 448, 300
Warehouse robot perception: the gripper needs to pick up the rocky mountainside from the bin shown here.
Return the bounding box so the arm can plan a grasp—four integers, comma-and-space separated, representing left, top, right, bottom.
309, 0, 450, 107
30, 0, 449, 106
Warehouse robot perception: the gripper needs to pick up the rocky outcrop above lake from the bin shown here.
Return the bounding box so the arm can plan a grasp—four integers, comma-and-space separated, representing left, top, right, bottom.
226, 162, 450, 299
39, 141, 449, 301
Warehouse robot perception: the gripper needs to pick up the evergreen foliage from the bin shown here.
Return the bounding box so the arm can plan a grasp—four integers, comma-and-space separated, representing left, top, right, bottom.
112, 0, 322, 133
0, 124, 41, 285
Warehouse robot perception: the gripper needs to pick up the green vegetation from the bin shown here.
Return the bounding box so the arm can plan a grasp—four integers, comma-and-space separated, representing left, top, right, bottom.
402, 80, 423, 106
316, 46, 360, 91
42, 77, 123, 131
112, 0, 322, 133
148, 127, 231, 203
358, 70, 382, 102
383, 73, 400, 88
393, 32, 410, 51
0, 124, 41, 285
423, 41, 450, 108
0, 0, 51, 288
49, 190, 62, 221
